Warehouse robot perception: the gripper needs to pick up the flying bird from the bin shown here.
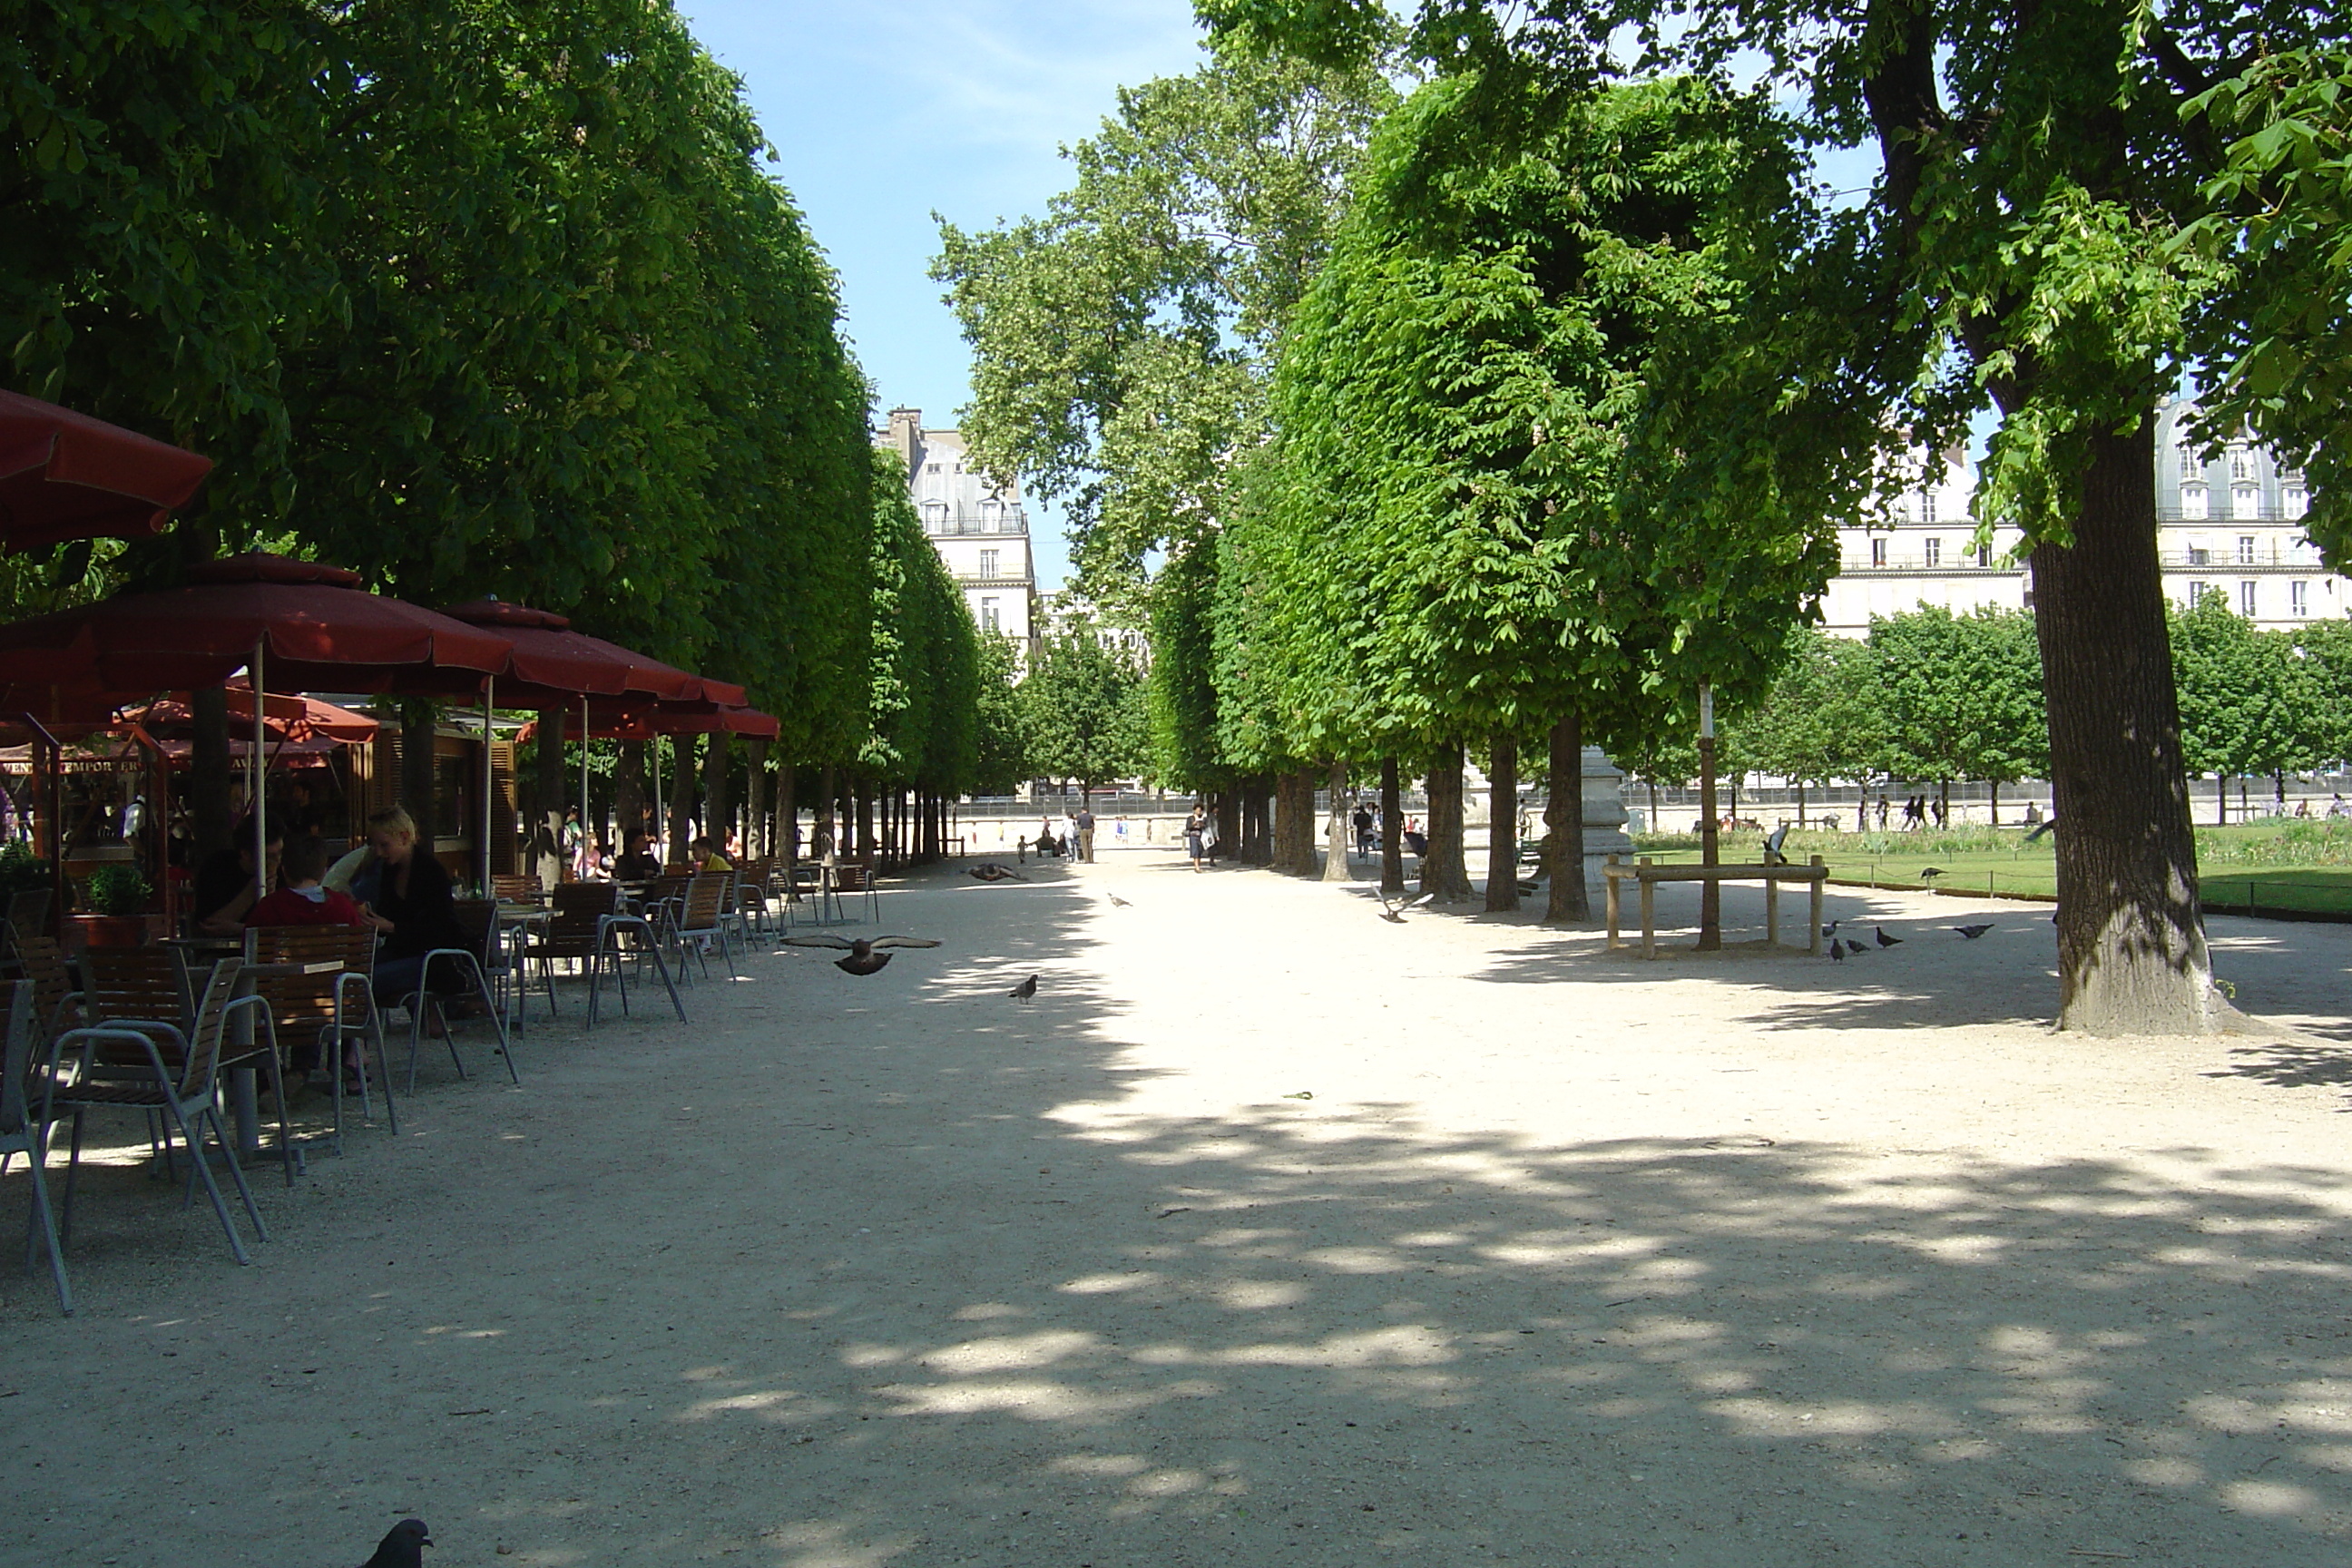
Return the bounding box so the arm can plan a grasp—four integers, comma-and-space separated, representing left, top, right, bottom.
1378, 891, 1437, 924
969, 863, 1028, 883
1829, 938, 1846, 961
1920, 867, 1947, 883
779, 935, 942, 975
1876, 926, 1902, 947
361, 1519, 432, 1568
1951, 923, 1994, 939
1010, 974, 1038, 1002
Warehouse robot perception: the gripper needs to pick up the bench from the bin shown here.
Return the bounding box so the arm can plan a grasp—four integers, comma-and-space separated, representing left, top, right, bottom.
1602, 853, 1828, 959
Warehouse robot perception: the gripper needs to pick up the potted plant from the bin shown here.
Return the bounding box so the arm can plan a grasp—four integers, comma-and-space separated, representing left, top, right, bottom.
0, 840, 49, 897
73, 863, 154, 949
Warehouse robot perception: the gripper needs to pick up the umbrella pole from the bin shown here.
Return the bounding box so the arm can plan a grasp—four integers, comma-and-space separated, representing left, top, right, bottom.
580, 695, 590, 877
252, 640, 268, 904
482, 677, 495, 896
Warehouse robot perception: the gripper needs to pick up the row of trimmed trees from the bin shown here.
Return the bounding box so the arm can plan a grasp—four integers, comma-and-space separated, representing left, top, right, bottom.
7, 0, 989, 867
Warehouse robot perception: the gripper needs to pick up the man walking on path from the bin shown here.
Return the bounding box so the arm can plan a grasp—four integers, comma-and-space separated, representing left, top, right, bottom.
1075, 803, 1097, 863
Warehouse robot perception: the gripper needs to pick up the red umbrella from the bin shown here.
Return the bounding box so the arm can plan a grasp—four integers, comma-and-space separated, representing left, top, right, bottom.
0, 391, 214, 552
439, 600, 733, 704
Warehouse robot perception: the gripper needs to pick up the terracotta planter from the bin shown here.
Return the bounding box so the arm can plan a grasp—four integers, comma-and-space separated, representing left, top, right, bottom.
69, 914, 152, 950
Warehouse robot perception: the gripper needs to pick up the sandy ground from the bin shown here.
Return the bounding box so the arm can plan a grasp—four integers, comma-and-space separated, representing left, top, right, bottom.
5, 849, 2352, 1567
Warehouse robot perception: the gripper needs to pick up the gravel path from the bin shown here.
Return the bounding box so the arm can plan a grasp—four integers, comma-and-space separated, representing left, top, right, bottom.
5, 849, 2349, 1565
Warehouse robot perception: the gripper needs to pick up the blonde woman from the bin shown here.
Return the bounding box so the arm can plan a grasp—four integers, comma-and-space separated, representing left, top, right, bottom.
355, 808, 467, 1018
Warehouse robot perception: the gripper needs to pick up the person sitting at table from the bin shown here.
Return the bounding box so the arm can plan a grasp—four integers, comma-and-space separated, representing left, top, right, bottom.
354, 807, 471, 1029
691, 834, 731, 873
244, 836, 368, 929
612, 829, 662, 882
193, 818, 284, 936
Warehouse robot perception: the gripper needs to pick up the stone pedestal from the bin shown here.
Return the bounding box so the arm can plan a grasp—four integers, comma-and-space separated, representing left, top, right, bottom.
1581, 745, 1633, 890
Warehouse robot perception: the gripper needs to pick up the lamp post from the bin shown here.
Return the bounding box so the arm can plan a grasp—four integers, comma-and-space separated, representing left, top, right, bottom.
1698, 682, 1720, 951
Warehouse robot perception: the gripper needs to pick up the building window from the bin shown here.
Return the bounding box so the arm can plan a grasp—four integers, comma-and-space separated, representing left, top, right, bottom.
2238, 535, 2256, 564
2230, 447, 2252, 482
2189, 544, 2211, 566
925, 463, 941, 474
2293, 581, 2310, 617
1923, 536, 1941, 566
2286, 485, 2308, 520
979, 597, 999, 633
2240, 580, 2259, 617
2233, 483, 2260, 519
921, 500, 947, 529
2177, 441, 2201, 475
1869, 536, 1886, 568
1975, 543, 1991, 568
2182, 484, 2209, 519
1919, 489, 1937, 526
978, 549, 998, 579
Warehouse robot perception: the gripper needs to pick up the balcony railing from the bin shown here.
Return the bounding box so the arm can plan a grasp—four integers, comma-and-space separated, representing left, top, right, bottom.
926, 513, 1029, 537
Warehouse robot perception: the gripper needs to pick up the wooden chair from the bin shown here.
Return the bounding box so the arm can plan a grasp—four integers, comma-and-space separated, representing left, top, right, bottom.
522, 882, 621, 1017
832, 858, 879, 924
392, 899, 516, 1093
245, 924, 394, 1152
671, 873, 736, 983
14, 936, 83, 1048
491, 873, 544, 905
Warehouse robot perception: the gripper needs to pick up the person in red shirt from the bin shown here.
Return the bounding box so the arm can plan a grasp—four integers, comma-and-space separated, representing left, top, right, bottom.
244, 836, 368, 929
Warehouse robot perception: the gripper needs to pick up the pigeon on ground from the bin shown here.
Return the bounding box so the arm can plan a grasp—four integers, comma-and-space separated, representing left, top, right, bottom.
968, 863, 1028, 883
362, 1519, 431, 1568
1876, 926, 1902, 947
1378, 891, 1437, 924
1010, 974, 1038, 1002
1920, 867, 1947, 883
1951, 923, 1994, 939
1821, 919, 1840, 939
1105, 892, 1132, 907
779, 935, 942, 975
1829, 938, 1846, 961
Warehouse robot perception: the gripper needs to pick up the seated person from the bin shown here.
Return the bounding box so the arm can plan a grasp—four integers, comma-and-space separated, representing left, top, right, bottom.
244, 836, 368, 929
612, 829, 662, 882
354, 807, 470, 1024
193, 820, 284, 936
691, 835, 732, 873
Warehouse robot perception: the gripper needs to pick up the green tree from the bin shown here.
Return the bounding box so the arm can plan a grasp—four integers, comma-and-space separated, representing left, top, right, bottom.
2171, 593, 2318, 823
1867, 607, 2048, 823
1201, 0, 2330, 1031
1235, 74, 1872, 910
973, 634, 1030, 796
1023, 621, 1149, 793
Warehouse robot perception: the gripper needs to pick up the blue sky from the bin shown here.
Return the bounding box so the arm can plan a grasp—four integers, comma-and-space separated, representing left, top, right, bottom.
679, 0, 1215, 590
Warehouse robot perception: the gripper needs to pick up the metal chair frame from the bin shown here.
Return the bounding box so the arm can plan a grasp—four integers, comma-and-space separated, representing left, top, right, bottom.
397, 911, 518, 1093
669, 873, 738, 984
245, 925, 397, 1152
47, 962, 274, 1266
0, 982, 71, 1314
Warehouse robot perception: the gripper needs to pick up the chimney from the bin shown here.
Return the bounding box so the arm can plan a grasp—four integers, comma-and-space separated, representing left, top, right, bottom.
886, 407, 922, 475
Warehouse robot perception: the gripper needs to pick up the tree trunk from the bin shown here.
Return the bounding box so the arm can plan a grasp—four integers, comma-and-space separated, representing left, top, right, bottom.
855, 779, 874, 860
1544, 714, 1589, 923
1273, 768, 1317, 875
744, 739, 768, 858
616, 740, 648, 848
1485, 735, 1518, 911
1238, 778, 1268, 864
778, 761, 799, 870
191, 686, 233, 864
533, 707, 566, 886
1989, 779, 2000, 826
2030, 417, 2219, 1034
1647, 777, 1660, 834
1795, 779, 1806, 828
1379, 756, 1406, 897
666, 736, 699, 861
1421, 744, 1473, 901
816, 763, 836, 861
2218, 774, 2229, 825
702, 734, 731, 852
402, 699, 438, 853
1322, 761, 1353, 881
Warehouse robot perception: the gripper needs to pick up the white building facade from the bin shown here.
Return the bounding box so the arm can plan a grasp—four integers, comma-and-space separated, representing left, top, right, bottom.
1816, 401, 2341, 635
876, 407, 1039, 652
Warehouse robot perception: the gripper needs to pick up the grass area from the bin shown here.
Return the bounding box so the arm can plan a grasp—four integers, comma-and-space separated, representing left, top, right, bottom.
1627, 821, 2352, 917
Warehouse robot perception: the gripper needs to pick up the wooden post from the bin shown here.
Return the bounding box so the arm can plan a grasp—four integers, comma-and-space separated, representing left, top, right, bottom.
1604, 853, 1622, 948
1638, 856, 1656, 960
1808, 856, 1824, 955
1766, 870, 1779, 947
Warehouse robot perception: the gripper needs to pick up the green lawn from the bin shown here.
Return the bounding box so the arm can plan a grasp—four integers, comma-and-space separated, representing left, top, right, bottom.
1624, 821, 2352, 917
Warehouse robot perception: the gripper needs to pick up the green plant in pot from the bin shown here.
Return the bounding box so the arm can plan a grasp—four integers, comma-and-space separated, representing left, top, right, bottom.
87, 864, 152, 916
0, 840, 50, 896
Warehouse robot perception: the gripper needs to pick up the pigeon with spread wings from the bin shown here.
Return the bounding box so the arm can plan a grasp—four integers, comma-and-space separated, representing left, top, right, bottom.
779, 935, 943, 975
1378, 891, 1436, 924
